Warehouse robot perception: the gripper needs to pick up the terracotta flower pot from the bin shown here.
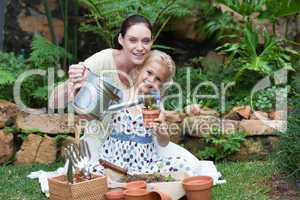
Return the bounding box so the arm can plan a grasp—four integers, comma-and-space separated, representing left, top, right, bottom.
105, 190, 125, 200
182, 176, 213, 200
148, 191, 172, 200
142, 109, 160, 125
124, 189, 150, 200
126, 181, 147, 190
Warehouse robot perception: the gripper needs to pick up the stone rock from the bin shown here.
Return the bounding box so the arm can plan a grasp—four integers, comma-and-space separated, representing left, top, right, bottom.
15, 133, 57, 164
239, 120, 275, 136
35, 136, 57, 164
0, 100, 19, 128
234, 106, 251, 119
205, 51, 225, 65
244, 139, 265, 155
229, 138, 266, 161
223, 106, 252, 120
33, 0, 58, 13
15, 134, 43, 164
199, 107, 220, 117
224, 109, 242, 120
16, 113, 77, 134
182, 115, 239, 137
18, 10, 64, 43
164, 111, 186, 123
184, 104, 201, 117
250, 111, 269, 120
0, 130, 14, 164
170, 15, 206, 43
269, 111, 286, 120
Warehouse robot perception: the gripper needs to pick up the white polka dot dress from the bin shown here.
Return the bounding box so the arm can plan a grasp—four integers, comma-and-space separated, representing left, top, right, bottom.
99, 108, 193, 175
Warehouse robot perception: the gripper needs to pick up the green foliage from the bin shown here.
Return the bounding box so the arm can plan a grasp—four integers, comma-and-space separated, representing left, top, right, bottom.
217, 0, 266, 18
261, 0, 300, 18
78, 0, 190, 46
197, 129, 246, 161
0, 35, 68, 107
0, 52, 27, 101
252, 86, 289, 112
217, 23, 296, 81
144, 95, 159, 109
54, 134, 69, 148
29, 35, 71, 69
163, 67, 206, 111
274, 105, 300, 180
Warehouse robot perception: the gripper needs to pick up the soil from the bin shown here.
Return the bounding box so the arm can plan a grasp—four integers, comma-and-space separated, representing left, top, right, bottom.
265, 175, 299, 199
121, 174, 176, 183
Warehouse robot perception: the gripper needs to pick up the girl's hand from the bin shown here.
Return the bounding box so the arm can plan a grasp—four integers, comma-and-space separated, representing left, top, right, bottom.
151, 121, 170, 147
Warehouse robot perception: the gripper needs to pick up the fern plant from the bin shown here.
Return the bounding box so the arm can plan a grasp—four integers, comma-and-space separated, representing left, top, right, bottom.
0, 52, 27, 100
78, 0, 190, 47
29, 35, 70, 69
0, 35, 69, 107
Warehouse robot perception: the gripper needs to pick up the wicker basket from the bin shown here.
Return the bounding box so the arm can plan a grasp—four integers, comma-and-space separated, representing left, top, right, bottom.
48, 174, 107, 200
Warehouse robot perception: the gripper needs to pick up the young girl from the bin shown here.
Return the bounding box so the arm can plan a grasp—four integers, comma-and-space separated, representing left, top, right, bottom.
99, 50, 198, 175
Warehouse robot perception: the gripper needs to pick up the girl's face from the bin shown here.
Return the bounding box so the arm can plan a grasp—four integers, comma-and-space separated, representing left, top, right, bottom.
136, 61, 170, 94
118, 23, 152, 65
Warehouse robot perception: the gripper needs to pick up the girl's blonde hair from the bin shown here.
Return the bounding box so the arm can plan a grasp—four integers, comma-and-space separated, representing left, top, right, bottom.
142, 50, 176, 82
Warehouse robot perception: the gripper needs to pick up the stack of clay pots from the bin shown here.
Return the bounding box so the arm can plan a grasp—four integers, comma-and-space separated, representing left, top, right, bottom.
105, 180, 171, 200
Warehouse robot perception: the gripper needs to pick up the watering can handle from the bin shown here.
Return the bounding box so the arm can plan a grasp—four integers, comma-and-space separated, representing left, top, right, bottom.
100, 83, 121, 102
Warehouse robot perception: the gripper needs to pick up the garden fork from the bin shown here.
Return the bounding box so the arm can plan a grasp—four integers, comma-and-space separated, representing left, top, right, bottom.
65, 140, 92, 179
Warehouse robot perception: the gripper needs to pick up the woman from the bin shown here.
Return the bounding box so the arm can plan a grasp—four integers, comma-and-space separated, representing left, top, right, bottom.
49, 14, 153, 109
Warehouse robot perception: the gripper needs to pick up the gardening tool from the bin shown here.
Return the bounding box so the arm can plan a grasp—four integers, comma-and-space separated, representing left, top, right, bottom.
65, 141, 93, 179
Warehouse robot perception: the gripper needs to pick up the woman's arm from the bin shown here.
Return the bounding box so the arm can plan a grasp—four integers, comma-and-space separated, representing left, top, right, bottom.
48, 63, 87, 109
48, 80, 74, 109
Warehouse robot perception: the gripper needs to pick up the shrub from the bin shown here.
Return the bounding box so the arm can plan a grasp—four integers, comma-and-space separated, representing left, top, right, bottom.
196, 129, 246, 161
274, 103, 300, 180
0, 35, 68, 107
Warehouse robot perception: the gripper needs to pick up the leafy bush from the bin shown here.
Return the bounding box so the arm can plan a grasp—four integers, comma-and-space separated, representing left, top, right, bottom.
0, 35, 68, 107
0, 52, 27, 101
78, 0, 190, 47
274, 105, 300, 180
196, 129, 246, 161
217, 24, 296, 81
163, 66, 211, 111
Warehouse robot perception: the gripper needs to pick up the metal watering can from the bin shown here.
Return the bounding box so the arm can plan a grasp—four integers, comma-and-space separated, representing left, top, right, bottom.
73, 70, 143, 119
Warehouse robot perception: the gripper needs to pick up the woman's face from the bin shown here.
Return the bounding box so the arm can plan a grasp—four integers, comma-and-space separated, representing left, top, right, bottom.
118, 23, 152, 65
136, 61, 170, 94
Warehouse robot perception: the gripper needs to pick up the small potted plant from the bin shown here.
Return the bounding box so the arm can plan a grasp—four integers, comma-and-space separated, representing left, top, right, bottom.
142, 93, 161, 125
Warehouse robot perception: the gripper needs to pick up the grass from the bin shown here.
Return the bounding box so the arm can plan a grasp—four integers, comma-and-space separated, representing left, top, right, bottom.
0, 160, 281, 200
212, 161, 274, 200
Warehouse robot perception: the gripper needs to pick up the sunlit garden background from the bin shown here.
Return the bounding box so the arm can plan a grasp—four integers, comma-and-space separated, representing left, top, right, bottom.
0, 0, 299, 199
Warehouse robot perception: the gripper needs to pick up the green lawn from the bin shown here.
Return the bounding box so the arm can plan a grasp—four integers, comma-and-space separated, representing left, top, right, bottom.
0, 160, 292, 200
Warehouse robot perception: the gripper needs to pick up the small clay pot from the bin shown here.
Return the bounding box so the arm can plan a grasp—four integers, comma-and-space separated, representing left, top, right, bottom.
105, 190, 125, 200
124, 189, 150, 200
142, 109, 160, 125
126, 181, 147, 190
182, 176, 213, 200
148, 191, 172, 200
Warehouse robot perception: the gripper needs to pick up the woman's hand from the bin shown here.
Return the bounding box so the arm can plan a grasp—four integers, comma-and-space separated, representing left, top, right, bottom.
68, 62, 88, 88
